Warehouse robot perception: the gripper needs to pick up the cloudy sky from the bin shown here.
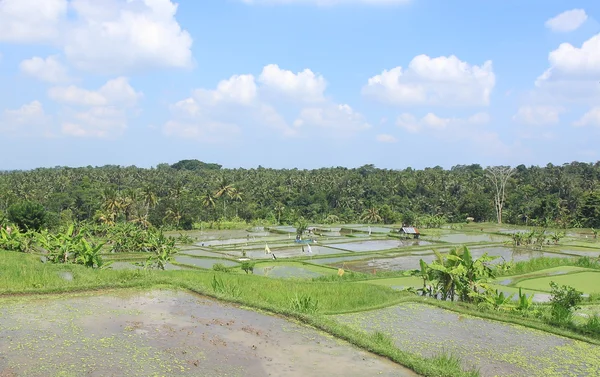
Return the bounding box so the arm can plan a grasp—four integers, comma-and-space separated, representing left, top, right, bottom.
1, 0, 599, 170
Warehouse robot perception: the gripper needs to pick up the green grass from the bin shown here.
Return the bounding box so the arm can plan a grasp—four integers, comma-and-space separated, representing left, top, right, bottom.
516, 271, 600, 293
496, 256, 600, 277
362, 276, 423, 288
250, 261, 338, 276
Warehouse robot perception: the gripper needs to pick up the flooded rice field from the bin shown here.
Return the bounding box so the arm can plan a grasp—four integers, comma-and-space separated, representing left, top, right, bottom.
173, 256, 240, 269
252, 265, 327, 278
109, 261, 187, 271
178, 249, 227, 258
427, 233, 508, 244
334, 303, 600, 377
326, 240, 431, 253
242, 245, 347, 260
0, 290, 416, 377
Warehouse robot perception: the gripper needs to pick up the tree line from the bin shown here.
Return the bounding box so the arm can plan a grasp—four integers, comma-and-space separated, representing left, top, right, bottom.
1, 160, 599, 230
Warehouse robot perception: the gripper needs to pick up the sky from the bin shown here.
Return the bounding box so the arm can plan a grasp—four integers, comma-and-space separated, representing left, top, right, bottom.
1, 0, 599, 171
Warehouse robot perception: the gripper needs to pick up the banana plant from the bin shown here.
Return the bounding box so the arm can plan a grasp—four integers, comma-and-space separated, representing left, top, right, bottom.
516, 287, 534, 311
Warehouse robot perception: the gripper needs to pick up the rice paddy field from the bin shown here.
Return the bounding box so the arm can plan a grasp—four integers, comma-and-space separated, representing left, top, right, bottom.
2, 222, 600, 376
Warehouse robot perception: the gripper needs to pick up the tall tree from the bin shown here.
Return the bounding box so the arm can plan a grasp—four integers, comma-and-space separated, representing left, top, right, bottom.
486, 166, 515, 224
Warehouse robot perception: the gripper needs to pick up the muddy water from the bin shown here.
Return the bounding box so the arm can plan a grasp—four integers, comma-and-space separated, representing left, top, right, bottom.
0, 290, 415, 377
334, 303, 600, 377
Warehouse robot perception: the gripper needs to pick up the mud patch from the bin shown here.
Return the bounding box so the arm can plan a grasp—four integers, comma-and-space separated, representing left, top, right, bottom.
0, 290, 416, 377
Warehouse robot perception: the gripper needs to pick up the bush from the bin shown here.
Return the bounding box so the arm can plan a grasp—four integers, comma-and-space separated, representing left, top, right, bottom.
549, 281, 583, 325
240, 261, 255, 274
7, 201, 48, 231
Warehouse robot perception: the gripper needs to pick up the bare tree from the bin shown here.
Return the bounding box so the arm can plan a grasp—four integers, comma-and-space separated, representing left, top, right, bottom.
486, 166, 515, 224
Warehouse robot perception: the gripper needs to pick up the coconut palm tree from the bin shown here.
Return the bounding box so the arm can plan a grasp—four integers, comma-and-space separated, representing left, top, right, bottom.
361, 207, 382, 224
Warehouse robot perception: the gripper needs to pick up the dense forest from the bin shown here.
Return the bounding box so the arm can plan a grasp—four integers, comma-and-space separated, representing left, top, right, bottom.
1, 159, 600, 230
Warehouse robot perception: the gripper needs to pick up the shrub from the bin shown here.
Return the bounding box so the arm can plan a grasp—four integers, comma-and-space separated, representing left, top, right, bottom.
7, 201, 48, 231
549, 281, 583, 325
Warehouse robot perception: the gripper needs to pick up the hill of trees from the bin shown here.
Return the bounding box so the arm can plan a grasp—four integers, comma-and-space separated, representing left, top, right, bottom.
1, 160, 599, 230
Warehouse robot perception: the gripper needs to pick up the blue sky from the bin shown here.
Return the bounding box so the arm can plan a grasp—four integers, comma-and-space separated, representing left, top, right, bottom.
1, 0, 599, 170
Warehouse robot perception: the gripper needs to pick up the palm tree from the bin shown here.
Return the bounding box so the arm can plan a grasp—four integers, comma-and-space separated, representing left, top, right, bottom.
274, 202, 285, 224
229, 188, 243, 218
142, 185, 158, 221
214, 179, 235, 218
361, 207, 382, 224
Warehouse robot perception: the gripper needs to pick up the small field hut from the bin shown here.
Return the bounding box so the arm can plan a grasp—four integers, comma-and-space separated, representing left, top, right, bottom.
398, 227, 420, 239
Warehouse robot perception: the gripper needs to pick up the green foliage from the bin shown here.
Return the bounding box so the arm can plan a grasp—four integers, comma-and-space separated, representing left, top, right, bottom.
289, 293, 319, 314
240, 261, 255, 274
295, 218, 308, 237
583, 314, 600, 335
516, 287, 534, 312
414, 246, 497, 303
176, 233, 195, 244
37, 225, 109, 269
0, 227, 36, 253
210, 274, 241, 297
212, 263, 231, 273
7, 201, 48, 231
1, 161, 600, 229
549, 282, 583, 325
170, 159, 222, 171
370, 331, 395, 348
431, 352, 480, 377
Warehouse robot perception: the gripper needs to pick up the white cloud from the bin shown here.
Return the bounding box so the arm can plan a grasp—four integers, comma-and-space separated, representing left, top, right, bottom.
395, 111, 516, 156
61, 106, 129, 138
194, 74, 258, 106
1, 101, 52, 136
541, 34, 600, 79
0, 0, 193, 74
49, 77, 142, 137
63, 0, 193, 73
376, 134, 397, 143
573, 107, 600, 127
545, 9, 587, 32
49, 77, 142, 107
293, 103, 371, 135
165, 65, 370, 142
532, 33, 600, 104
396, 112, 489, 133
0, 0, 67, 43
258, 64, 327, 102
363, 54, 495, 106
513, 105, 564, 125
19, 56, 70, 83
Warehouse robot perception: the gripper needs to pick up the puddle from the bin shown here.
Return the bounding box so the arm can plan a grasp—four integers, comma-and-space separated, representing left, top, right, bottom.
327, 240, 430, 252
333, 303, 600, 377
174, 256, 240, 269
0, 290, 415, 377
252, 265, 325, 279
